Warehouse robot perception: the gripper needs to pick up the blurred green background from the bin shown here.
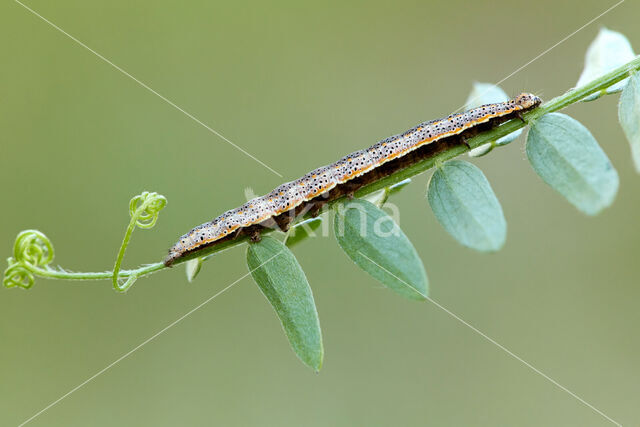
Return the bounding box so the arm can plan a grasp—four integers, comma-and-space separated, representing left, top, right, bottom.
2, 1, 639, 425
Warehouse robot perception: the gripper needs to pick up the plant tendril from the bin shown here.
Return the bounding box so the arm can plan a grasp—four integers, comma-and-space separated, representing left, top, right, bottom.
129, 192, 167, 229
112, 192, 167, 292
3, 230, 54, 289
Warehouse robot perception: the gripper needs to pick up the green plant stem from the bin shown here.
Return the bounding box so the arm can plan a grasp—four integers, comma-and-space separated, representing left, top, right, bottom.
18, 55, 640, 283
25, 262, 165, 281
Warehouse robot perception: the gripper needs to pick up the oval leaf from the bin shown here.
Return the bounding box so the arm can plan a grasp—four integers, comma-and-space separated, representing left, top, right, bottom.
465, 82, 523, 149
526, 113, 619, 215
468, 142, 494, 158
333, 199, 428, 301
185, 257, 203, 282
577, 28, 636, 101
618, 72, 640, 173
465, 82, 510, 109
427, 160, 506, 252
247, 236, 323, 371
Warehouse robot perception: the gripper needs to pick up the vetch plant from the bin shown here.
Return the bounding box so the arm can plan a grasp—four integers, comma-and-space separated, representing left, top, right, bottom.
4, 29, 640, 371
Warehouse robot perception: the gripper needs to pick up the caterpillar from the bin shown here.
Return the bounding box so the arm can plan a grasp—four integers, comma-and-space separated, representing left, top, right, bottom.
165, 92, 541, 266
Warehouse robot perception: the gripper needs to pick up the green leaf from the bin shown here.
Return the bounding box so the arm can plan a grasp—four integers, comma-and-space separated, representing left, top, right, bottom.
185, 257, 203, 282
577, 28, 636, 101
467, 142, 495, 158
465, 82, 509, 109
526, 113, 619, 215
246, 236, 323, 371
618, 72, 640, 173
465, 82, 523, 151
427, 160, 507, 252
285, 217, 323, 248
333, 199, 428, 301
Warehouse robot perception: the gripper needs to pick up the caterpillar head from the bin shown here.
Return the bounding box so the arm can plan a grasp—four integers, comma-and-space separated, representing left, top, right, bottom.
514, 93, 542, 109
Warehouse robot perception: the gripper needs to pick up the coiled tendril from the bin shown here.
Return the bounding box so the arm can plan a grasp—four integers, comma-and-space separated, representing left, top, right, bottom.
113, 191, 167, 292
3, 230, 54, 289
129, 191, 167, 229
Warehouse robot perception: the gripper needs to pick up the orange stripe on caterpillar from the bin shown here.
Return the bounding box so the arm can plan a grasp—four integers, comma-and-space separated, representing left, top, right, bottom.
164, 92, 541, 266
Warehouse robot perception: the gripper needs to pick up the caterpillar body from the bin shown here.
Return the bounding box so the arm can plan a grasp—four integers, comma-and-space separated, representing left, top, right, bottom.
165, 92, 541, 266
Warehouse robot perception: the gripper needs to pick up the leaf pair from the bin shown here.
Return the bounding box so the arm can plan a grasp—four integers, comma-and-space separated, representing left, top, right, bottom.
427, 112, 620, 254
577, 28, 640, 172
247, 197, 429, 370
